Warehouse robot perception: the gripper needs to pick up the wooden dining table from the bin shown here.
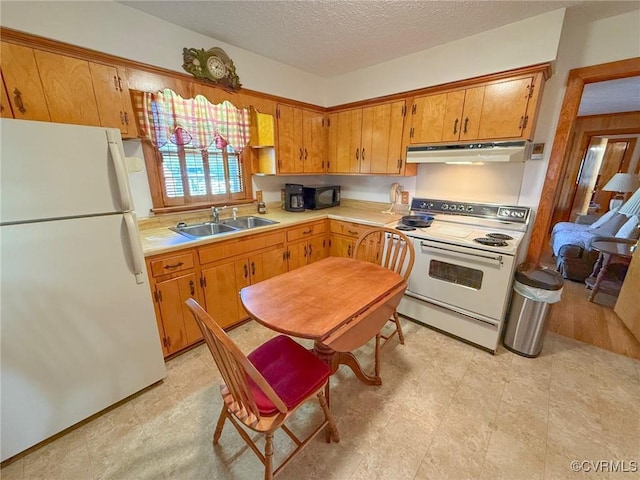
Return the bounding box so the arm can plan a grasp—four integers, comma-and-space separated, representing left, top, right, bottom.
239, 256, 407, 387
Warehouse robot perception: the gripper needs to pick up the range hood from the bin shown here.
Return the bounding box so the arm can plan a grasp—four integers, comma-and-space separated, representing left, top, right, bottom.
406, 140, 532, 164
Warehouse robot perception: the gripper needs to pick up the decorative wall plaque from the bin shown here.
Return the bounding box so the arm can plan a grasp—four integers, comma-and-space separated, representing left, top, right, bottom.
182, 47, 241, 90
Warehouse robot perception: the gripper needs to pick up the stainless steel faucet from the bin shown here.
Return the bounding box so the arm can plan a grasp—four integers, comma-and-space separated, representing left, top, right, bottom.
232, 207, 238, 220
212, 207, 219, 223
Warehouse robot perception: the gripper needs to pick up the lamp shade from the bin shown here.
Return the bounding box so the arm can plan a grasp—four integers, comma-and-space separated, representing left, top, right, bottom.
619, 187, 640, 216
602, 173, 640, 193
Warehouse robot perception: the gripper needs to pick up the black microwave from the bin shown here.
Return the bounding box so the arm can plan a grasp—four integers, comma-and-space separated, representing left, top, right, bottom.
303, 185, 340, 209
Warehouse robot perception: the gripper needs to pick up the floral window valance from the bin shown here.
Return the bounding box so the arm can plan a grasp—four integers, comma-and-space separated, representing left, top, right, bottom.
130, 88, 251, 152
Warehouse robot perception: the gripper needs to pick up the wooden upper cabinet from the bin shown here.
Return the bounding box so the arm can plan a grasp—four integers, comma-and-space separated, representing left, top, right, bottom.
477, 77, 533, 139
302, 110, 325, 173
89, 62, 136, 136
34, 50, 101, 126
409, 75, 538, 144
0, 42, 50, 121
328, 100, 406, 174
276, 104, 325, 174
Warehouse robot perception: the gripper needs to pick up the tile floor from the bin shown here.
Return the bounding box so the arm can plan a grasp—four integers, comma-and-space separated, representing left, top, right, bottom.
2, 319, 639, 480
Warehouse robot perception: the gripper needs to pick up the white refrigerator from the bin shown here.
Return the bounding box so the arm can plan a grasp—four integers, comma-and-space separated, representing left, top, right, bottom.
0, 119, 166, 461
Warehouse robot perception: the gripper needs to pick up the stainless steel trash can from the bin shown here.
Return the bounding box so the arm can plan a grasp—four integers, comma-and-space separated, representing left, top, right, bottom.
503, 263, 564, 357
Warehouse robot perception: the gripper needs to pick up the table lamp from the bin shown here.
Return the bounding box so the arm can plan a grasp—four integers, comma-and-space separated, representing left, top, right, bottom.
602, 173, 640, 210
618, 187, 640, 217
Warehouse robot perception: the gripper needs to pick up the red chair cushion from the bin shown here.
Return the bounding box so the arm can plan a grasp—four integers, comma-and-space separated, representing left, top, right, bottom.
247, 335, 331, 416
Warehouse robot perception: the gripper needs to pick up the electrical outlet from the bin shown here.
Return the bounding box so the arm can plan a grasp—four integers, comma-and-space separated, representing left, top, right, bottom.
401, 191, 409, 204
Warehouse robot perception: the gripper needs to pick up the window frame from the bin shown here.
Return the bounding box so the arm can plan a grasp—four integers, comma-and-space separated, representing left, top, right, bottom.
141, 139, 253, 214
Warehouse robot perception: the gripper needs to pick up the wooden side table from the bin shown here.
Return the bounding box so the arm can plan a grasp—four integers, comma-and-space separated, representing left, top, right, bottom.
585, 240, 633, 302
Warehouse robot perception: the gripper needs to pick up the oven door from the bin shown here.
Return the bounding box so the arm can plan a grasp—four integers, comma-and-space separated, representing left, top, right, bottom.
407, 238, 515, 321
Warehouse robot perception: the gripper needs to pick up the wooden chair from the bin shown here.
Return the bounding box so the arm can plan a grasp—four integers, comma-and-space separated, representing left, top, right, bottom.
352, 227, 415, 377
185, 298, 339, 480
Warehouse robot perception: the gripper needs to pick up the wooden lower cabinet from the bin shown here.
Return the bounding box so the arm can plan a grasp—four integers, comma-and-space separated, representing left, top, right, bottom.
286, 221, 328, 270
146, 250, 203, 357
198, 230, 288, 329
147, 221, 334, 357
329, 220, 372, 258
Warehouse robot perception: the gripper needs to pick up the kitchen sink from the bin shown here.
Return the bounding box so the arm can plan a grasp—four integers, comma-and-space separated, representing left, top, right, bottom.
221, 216, 279, 229
170, 216, 279, 239
170, 222, 238, 239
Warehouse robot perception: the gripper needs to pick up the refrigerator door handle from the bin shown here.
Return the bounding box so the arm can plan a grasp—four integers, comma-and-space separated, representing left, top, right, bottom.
107, 135, 133, 212
124, 212, 145, 284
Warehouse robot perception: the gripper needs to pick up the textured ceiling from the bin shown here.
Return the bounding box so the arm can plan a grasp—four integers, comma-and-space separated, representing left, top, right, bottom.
119, 0, 604, 77
119, 0, 640, 115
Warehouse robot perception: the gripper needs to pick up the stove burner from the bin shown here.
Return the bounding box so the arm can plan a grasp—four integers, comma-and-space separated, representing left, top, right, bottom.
486, 233, 513, 240
396, 225, 416, 231
474, 237, 508, 247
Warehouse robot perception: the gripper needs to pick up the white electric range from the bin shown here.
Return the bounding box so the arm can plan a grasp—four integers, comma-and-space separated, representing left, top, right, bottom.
391, 198, 532, 353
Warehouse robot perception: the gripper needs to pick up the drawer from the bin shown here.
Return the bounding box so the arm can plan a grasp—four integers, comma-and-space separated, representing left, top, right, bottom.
329, 220, 370, 239
199, 230, 285, 265
149, 252, 195, 277
286, 221, 326, 242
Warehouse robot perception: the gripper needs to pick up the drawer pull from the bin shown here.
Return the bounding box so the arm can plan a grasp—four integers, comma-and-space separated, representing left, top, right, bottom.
347, 230, 359, 235
164, 261, 184, 270
303, 229, 312, 235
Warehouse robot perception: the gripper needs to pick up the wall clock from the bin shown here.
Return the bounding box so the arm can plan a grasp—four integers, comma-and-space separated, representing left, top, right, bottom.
182, 47, 241, 90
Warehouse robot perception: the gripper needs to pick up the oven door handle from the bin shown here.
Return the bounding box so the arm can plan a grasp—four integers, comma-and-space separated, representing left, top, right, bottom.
419, 241, 503, 265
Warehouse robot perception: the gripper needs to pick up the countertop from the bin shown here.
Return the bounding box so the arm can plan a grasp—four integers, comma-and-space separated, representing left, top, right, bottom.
140, 201, 405, 257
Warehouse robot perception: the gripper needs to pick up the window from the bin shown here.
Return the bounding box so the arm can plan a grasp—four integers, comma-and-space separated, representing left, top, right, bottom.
131, 89, 252, 212
156, 139, 247, 208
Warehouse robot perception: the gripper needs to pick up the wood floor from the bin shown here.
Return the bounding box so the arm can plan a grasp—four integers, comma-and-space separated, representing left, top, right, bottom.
541, 244, 640, 360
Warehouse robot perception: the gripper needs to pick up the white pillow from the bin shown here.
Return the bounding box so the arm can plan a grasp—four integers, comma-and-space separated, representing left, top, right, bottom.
590, 213, 627, 236
615, 215, 640, 239
588, 207, 619, 230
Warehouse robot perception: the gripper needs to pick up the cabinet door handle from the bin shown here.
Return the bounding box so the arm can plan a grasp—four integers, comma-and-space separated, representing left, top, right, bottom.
113, 76, 119, 91
243, 263, 248, 278
309, 244, 313, 256
304, 148, 308, 160
519, 116, 524, 129
347, 244, 352, 257
463, 117, 469, 134
355, 148, 359, 160
124, 112, 129, 125
453, 118, 459, 134
304, 245, 307, 257
251, 262, 256, 276
163, 261, 184, 270
13, 89, 26, 114
189, 280, 195, 296
410, 127, 414, 139
299, 147, 303, 160
361, 148, 365, 161
117, 76, 123, 92
200, 276, 207, 288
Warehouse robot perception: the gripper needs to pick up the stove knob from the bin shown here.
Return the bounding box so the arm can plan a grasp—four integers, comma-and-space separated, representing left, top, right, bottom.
428, 202, 434, 209
420, 202, 427, 208
442, 204, 449, 210
467, 206, 474, 212
502, 209, 510, 217
458, 205, 465, 211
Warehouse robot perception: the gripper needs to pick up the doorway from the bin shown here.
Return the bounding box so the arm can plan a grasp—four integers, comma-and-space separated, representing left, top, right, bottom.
528, 59, 640, 359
